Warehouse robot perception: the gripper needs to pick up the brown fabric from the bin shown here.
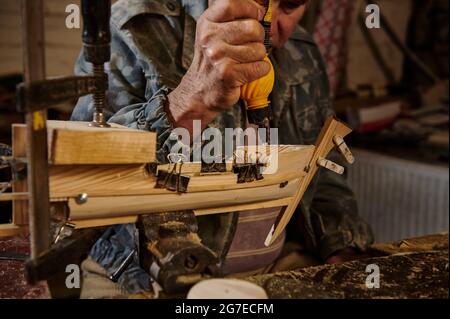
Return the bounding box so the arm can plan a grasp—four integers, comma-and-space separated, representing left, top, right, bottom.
222, 207, 286, 275
226, 241, 322, 279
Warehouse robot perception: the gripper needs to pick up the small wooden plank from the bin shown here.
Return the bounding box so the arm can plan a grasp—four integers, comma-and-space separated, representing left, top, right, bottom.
51, 121, 156, 164
70, 200, 292, 229
67, 178, 301, 220
194, 197, 292, 216
72, 216, 138, 229
15, 121, 157, 165
0, 224, 29, 237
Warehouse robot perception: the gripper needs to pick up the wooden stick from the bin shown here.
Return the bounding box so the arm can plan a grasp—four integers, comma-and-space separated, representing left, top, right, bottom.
22, 0, 51, 258
67, 179, 301, 220
193, 197, 292, 216
72, 216, 138, 229
264, 117, 352, 246
0, 192, 29, 202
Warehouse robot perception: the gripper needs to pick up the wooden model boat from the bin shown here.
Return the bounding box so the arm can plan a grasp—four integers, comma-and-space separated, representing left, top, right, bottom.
1, 116, 354, 245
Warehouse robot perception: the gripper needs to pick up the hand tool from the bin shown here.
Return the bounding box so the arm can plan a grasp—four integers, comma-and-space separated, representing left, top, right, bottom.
240, 0, 275, 144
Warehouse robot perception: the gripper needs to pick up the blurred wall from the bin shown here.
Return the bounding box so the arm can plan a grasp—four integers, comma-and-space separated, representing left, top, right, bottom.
0, 0, 115, 78
346, 0, 412, 91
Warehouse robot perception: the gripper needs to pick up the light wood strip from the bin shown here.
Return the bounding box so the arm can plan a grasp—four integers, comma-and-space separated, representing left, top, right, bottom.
194, 197, 291, 216
67, 178, 302, 220
0, 192, 29, 201
72, 216, 138, 229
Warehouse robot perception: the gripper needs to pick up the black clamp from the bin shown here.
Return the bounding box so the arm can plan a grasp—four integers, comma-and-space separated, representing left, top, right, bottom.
16, 75, 107, 113
155, 153, 190, 193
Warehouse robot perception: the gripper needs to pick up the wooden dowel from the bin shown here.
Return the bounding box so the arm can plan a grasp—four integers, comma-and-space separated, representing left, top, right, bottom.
0, 192, 29, 202
21, 0, 51, 258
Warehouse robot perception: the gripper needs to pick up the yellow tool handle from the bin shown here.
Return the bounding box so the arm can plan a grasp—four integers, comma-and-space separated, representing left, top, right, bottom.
240, 56, 274, 110
240, 0, 274, 125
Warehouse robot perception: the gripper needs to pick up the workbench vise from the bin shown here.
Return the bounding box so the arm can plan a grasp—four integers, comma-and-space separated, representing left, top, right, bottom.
138, 212, 220, 294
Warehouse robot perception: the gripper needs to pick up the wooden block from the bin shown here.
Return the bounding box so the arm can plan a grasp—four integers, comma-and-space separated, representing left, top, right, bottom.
15, 121, 157, 164
0, 223, 28, 237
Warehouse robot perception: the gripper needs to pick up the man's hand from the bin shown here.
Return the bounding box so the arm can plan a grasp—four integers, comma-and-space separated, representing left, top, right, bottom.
167, 0, 271, 135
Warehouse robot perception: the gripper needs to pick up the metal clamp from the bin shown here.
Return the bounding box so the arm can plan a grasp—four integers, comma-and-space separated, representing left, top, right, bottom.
200, 155, 226, 175
16, 75, 107, 113
155, 153, 190, 193
232, 150, 265, 183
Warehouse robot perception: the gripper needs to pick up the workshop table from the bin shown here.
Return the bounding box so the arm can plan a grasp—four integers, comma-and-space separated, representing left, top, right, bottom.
247, 233, 449, 298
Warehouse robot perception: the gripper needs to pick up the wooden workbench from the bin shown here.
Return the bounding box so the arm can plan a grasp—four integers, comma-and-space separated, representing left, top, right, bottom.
0, 233, 448, 299
247, 233, 449, 298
